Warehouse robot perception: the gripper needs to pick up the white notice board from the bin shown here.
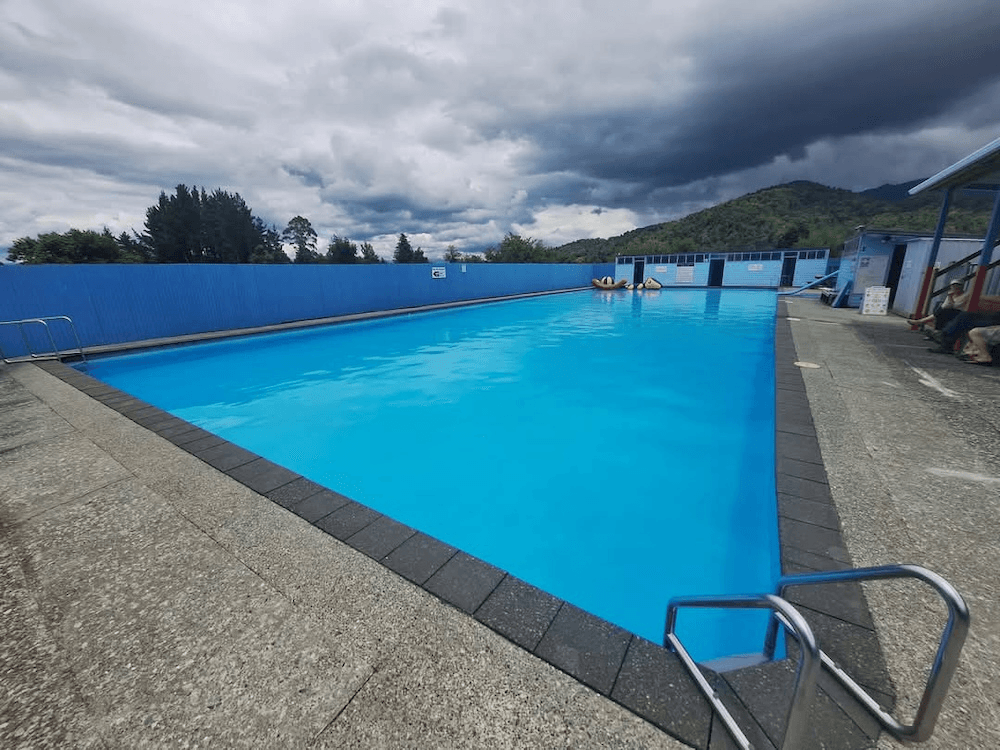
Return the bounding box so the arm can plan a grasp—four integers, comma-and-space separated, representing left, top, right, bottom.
861, 286, 890, 315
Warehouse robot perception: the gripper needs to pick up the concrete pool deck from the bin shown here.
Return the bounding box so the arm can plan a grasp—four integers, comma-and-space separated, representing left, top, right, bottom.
1, 294, 998, 748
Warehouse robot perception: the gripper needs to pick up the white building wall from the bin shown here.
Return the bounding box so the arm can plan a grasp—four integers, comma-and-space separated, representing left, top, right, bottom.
892, 239, 984, 317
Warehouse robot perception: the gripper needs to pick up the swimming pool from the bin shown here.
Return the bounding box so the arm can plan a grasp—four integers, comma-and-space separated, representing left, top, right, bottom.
82, 288, 780, 661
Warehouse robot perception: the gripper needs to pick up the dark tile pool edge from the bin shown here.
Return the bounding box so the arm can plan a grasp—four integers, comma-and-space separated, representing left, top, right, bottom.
33, 300, 891, 750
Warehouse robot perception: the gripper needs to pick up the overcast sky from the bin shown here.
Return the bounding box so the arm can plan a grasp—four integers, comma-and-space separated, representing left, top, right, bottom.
3, 0, 999, 259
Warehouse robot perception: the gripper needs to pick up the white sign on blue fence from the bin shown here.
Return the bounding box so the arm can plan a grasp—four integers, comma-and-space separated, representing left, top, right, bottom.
431, 266, 446, 279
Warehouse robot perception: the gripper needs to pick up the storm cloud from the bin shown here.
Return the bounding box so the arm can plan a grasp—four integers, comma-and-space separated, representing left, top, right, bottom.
2, 0, 999, 258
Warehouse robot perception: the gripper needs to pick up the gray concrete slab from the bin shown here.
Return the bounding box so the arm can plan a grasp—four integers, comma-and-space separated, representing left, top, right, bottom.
3, 294, 998, 749
1, 362, 687, 749
782, 297, 1000, 750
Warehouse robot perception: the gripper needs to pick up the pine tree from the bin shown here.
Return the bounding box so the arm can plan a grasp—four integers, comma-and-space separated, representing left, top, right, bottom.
282, 216, 319, 263
393, 233, 414, 263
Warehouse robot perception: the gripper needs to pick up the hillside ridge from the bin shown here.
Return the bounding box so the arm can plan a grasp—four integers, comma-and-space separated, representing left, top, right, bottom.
553, 180, 994, 261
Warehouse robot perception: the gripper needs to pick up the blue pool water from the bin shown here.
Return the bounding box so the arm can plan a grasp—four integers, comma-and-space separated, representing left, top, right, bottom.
83, 288, 780, 661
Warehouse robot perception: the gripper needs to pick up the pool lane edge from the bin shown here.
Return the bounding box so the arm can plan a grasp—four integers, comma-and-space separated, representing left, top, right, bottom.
34, 298, 892, 750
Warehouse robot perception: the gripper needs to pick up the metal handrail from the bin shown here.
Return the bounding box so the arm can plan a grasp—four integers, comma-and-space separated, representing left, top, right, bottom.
664, 564, 969, 748
0, 316, 87, 365
665, 593, 821, 750
931, 249, 983, 280
927, 250, 1000, 299
767, 564, 970, 743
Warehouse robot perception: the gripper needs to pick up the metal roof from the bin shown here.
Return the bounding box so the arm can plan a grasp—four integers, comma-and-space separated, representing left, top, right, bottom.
909, 135, 1000, 194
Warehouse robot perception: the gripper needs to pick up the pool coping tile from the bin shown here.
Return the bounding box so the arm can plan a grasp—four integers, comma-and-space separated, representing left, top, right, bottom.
423, 551, 506, 615
775, 472, 833, 502
314, 501, 381, 540
172, 430, 225, 451
265, 476, 328, 510
38, 295, 894, 750
144, 415, 191, 434
132, 410, 181, 430
775, 455, 829, 484
156, 422, 207, 441
779, 516, 852, 564
775, 432, 824, 465
194, 442, 260, 473
776, 493, 841, 531
611, 636, 713, 747
290, 489, 351, 523
533, 602, 632, 696
382, 533, 457, 586
345, 515, 417, 561
225, 457, 300, 496
474, 575, 563, 652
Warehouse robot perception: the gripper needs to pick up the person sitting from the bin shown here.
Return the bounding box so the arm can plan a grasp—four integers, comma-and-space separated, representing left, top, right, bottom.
907, 280, 969, 330
929, 310, 1000, 354
960, 325, 1000, 365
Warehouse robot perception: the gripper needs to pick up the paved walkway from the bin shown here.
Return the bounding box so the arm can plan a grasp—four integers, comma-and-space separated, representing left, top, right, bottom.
2, 295, 998, 748
0, 363, 687, 749
783, 297, 1000, 750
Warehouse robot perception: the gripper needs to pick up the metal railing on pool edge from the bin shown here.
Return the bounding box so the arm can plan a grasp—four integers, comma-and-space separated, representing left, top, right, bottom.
665, 593, 820, 749
665, 564, 970, 749
0, 316, 88, 366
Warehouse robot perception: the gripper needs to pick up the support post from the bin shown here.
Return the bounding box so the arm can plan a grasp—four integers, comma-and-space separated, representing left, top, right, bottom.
913, 187, 953, 322
967, 189, 1000, 313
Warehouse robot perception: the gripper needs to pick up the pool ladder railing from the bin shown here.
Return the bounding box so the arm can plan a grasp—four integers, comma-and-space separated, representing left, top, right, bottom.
0, 315, 88, 366
665, 564, 970, 749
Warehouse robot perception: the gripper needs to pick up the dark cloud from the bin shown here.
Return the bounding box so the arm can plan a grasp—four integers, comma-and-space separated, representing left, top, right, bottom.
521, 4, 1000, 189
2, 0, 1000, 255
283, 166, 326, 189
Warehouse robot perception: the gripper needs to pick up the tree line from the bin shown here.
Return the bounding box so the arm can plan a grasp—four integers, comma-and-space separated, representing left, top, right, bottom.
7, 185, 421, 265
6, 184, 560, 265
11, 179, 992, 266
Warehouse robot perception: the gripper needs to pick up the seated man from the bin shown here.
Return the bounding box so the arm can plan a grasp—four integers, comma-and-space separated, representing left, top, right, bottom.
929, 310, 1000, 354
908, 280, 969, 329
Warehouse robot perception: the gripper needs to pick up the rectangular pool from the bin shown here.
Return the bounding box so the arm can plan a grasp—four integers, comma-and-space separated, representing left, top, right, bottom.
82, 288, 780, 661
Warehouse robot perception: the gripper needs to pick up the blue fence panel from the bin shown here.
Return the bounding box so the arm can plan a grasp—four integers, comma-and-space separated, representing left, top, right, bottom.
0, 262, 612, 357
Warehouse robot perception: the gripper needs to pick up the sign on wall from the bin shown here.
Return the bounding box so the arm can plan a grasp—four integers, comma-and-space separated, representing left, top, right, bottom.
431, 266, 447, 279
675, 266, 694, 283
748, 264, 763, 272
855, 255, 888, 292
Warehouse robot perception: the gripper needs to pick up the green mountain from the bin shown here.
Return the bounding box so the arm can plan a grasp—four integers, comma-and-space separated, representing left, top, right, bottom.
553, 180, 995, 261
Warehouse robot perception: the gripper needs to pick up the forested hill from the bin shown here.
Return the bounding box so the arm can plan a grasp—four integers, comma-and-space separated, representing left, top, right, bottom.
553, 180, 995, 261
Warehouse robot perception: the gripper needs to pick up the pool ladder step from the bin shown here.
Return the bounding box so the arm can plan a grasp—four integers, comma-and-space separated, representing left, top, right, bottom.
0, 315, 88, 366
664, 564, 970, 749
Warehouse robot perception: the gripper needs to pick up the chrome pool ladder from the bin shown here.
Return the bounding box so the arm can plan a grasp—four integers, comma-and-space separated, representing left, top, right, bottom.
664, 564, 970, 749
0, 315, 88, 365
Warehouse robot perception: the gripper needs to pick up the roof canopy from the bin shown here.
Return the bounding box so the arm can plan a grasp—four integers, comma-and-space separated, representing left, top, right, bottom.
909, 136, 1000, 194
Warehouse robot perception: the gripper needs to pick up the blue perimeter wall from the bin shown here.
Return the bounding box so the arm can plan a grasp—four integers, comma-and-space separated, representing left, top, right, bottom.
0, 262, 613, 356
